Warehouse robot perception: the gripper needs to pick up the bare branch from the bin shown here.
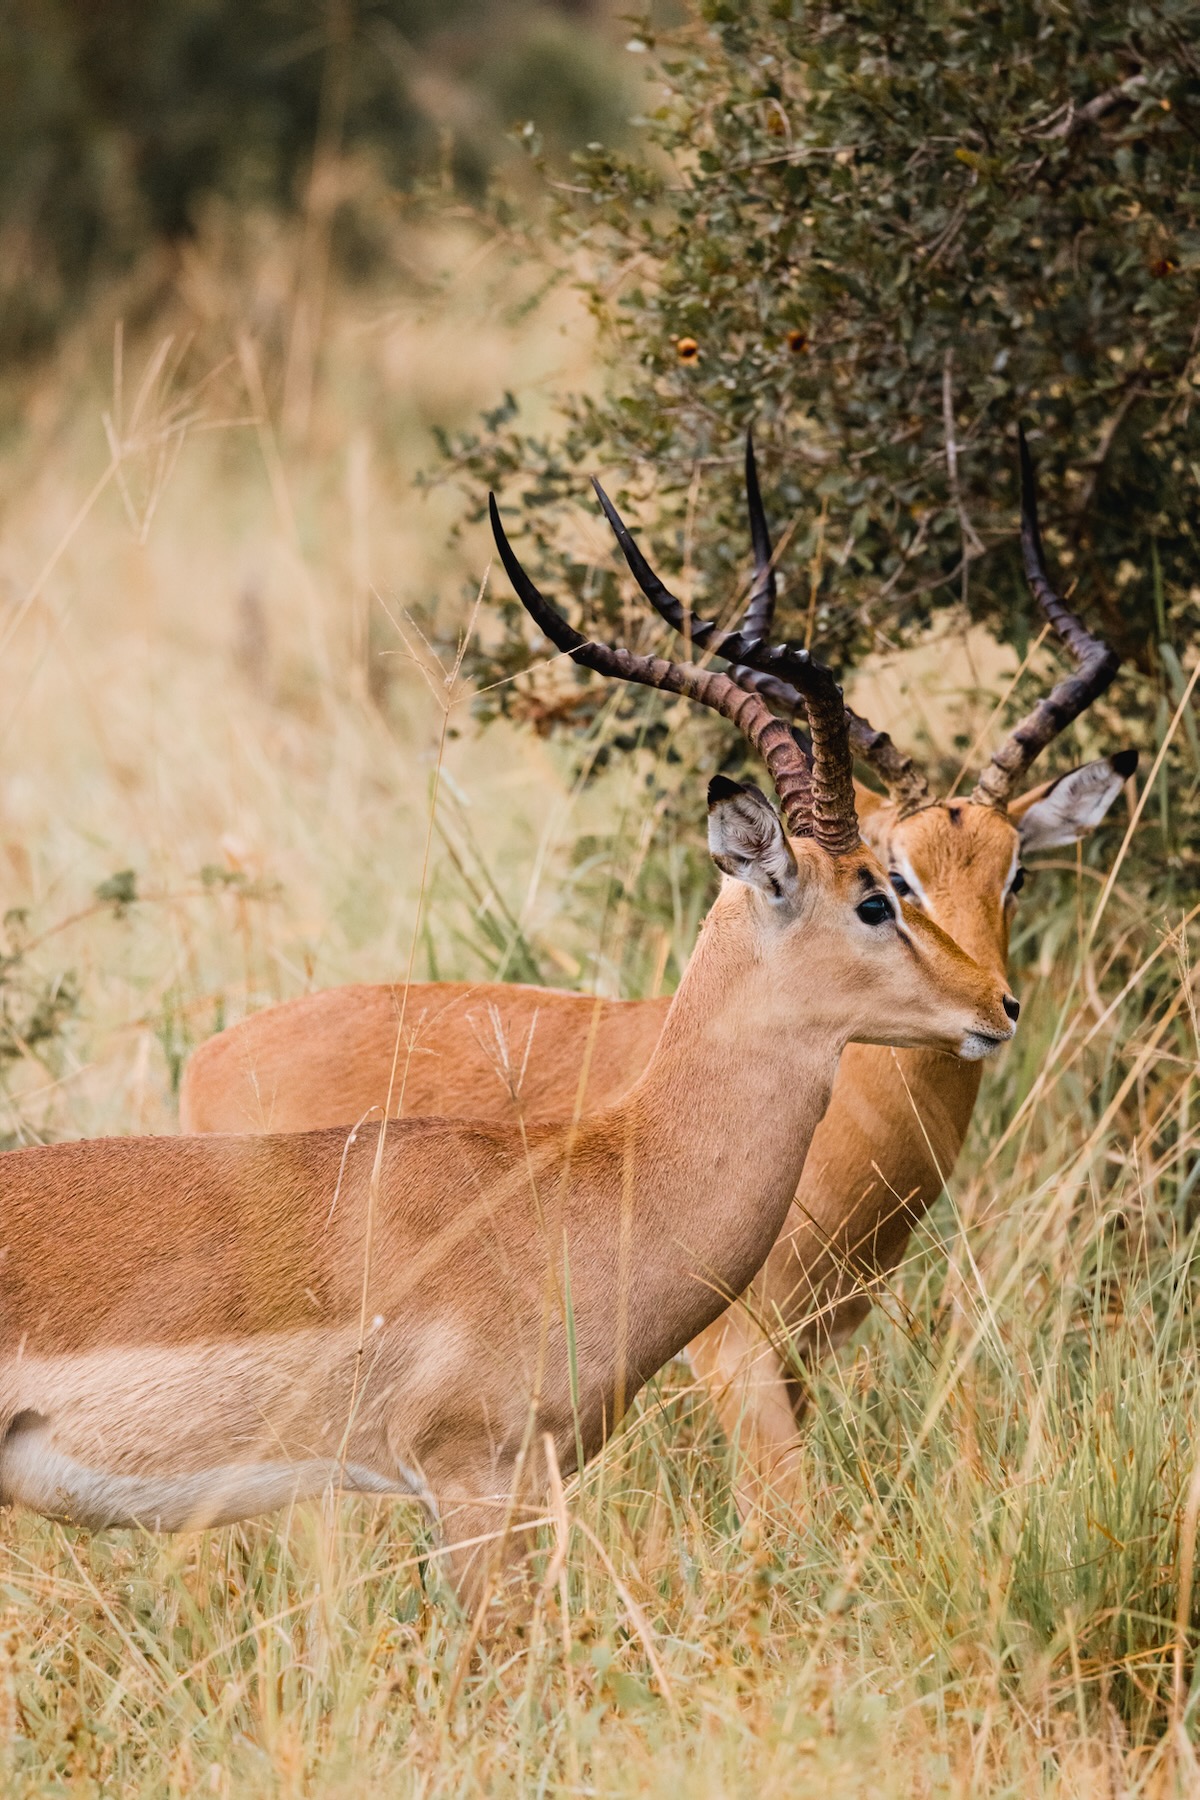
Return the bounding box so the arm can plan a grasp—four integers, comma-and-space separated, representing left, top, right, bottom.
1032, 74, 1149, 141
941, 350, 985, 604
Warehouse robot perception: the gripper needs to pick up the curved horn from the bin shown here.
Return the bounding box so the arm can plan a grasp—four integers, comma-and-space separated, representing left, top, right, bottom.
489, 494, 818, 841
743, 442, 931, 811
717, 662, 923, 808
588, 480, 860, 854
970, 427, 1122, 809
591, 476, 927, 826
742, 430, 776, 639
845, 709, 933, 816
798, 645, 859, 856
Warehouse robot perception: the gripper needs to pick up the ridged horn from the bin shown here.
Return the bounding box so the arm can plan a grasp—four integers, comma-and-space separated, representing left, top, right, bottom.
489, 494, 818, 840
970, 426, 1121, 808
587, 481, 859, 855
591, 473, 931, 818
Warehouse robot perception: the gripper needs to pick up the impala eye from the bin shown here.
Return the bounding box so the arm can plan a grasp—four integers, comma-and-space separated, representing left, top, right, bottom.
889, 870, 912, 898
856, 894, 894, 926
1009, 866, 1026, 896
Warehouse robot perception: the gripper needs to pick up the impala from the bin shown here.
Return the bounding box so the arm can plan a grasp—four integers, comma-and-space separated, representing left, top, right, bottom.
0, 552, 1014, 1606
180, 431, 1130, 1513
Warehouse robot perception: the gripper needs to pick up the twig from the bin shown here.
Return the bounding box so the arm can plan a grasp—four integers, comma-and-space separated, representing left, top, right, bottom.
941, 350, 984, 609
1031, 74, 1150, 141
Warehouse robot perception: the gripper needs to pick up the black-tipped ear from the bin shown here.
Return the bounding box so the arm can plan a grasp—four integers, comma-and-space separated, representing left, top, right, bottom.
707, 774, 749, 808
1012, 753, 1135, 852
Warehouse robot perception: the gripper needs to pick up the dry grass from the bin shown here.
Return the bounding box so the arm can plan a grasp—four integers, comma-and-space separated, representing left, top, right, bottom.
0, 206, 1196, 1797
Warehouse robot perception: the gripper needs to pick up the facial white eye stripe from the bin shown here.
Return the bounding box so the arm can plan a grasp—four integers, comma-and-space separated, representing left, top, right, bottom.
890, 852, 930, 909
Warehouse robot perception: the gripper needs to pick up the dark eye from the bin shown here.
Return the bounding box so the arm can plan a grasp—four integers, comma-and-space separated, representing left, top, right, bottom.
1009, 867, 1026, 895
856, 894, 894, 926
888, 870, 912, 898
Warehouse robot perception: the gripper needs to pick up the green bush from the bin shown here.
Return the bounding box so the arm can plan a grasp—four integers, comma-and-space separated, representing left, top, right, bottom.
442, 0, 1200, 891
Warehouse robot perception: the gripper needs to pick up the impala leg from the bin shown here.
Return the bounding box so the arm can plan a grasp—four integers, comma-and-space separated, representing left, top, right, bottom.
436, 1496, 526, 1616
688, 1308, 807, 1523
425, 1448, 549, 1645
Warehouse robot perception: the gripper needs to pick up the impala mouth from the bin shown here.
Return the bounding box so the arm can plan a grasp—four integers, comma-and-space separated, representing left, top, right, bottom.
958, 1027, 1015, 1062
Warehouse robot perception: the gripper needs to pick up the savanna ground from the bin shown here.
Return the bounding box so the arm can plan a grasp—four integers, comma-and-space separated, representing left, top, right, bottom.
0, 201, 1197, 1798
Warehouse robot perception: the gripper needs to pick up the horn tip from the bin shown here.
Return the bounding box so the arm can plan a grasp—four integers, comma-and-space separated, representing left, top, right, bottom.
591, 475, 624, 534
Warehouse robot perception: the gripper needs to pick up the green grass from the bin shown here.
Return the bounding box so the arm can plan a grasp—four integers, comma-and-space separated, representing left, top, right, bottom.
0, 205, 1195, 1796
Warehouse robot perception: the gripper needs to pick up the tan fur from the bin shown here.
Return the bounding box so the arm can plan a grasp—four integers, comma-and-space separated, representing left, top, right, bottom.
180, 761, 1127, 1517
181, 984, 665, 1135
0, 839, 1013, 1602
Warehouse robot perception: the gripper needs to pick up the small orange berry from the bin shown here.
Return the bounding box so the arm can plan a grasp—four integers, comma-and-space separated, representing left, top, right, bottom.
676, 336, 700, 362
1149, 256, 1177, 278
786, 327, 809, 353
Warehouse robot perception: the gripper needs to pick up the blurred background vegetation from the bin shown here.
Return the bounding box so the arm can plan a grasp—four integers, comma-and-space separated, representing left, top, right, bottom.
0, 0, 634, 366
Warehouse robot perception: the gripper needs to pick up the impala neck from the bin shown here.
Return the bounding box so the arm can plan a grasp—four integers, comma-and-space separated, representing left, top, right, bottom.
609, 889, 845, 1327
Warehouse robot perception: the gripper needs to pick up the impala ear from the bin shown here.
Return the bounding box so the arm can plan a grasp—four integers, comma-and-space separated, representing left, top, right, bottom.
707, 777, 802, 905
1011, 750, 1137, 853
852, 778, 889, 823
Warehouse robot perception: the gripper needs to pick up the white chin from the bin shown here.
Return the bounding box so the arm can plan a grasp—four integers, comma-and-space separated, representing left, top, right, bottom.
959, 1031, 1005, 1062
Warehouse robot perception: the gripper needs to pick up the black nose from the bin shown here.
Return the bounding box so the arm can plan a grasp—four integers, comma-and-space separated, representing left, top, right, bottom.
1003, 994, 1020, 1022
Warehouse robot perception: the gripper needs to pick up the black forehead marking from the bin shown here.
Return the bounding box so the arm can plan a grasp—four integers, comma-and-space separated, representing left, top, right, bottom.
946, 804, 963, 826
855, 865, 880, 891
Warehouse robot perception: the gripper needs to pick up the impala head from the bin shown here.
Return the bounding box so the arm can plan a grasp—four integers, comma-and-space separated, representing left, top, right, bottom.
702, 776, 1016, 1058
589, 422, 1135, 990
847, 425, 1133, 977
489, 492, 1017, 1063
855, 750, 1137, 977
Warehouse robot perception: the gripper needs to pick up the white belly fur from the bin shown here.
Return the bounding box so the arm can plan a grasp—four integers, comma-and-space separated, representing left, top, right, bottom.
0, 1328, 433, 1532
